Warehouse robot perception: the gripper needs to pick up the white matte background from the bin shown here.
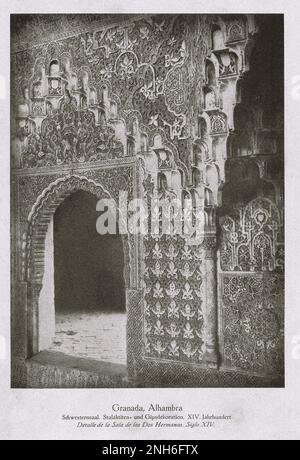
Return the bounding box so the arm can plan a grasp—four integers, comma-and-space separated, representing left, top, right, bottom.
0, 0, 299, 440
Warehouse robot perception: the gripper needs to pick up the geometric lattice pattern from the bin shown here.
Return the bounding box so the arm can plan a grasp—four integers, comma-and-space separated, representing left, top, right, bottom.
222, 274, 284, 375
143, 233, 205, 364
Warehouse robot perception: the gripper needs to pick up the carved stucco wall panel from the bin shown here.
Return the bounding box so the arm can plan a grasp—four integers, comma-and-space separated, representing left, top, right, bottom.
143, 233, 205, 365
220, 197, 284, 273
218, 198, 284, 377
220, 274, 284, 376
11, 14, 253, 178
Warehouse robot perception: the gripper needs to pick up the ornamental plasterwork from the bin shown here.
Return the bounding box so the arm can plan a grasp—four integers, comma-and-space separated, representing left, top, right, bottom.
12, 14, 253, 191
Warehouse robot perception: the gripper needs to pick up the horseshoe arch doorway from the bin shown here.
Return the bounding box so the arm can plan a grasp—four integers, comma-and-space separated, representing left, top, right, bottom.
35, 186, 127, 368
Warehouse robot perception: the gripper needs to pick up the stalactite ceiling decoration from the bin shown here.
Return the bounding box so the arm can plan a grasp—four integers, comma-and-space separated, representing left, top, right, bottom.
11, 14, 249, 176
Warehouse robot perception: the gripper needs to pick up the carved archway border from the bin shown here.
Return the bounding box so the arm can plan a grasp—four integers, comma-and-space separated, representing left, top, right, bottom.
23, 174, 138, 357
24, 174, 135, 285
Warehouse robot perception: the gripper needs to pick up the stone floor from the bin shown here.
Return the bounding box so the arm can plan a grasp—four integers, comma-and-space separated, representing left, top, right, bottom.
48, 311, 127, 365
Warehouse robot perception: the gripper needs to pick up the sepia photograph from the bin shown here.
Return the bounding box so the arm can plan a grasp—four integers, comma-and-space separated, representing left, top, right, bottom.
2, 0, 300, 442
10, 12, 284, 389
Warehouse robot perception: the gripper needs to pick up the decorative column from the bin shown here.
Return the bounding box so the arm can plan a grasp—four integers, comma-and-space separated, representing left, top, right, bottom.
198, 16, 258, 368
126, 288, 144, 383
27, 281, 42, 357
12, 281, 28, 360
203, 233, 218, 367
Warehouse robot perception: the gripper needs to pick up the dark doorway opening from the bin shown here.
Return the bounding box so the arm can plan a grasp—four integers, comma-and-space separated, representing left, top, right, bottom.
49, 190, 126, 365
54, 190, 125, 313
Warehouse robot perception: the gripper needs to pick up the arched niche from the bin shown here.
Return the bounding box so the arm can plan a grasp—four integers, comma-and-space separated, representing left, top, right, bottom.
212, 25, 224, 50
170, 170, 182, 196
158, 171, 168, 192
69, 73, 78, 91
153, 133, 163, 149
178, 168, 186, 190
100, 85, 109, 105
140, 133, 148, 152
89, 88, 97, 105
182, 190, 192, 216
193, 143, 202, 165
206, 164, 220, 190
192, 167, 202, 187
81, 94, 87, 110
206, 59, 217, 87
204, 87, 217, 110
205, 187, 214, 207
198, 117, 208, 139
110, 100, 118, 119
78, 69, 89, 92
131, 118, 139, 137
190, 188, 203, 209
49, 60, 60, 77
60, 55, 71, 79
127, 136, 135, 156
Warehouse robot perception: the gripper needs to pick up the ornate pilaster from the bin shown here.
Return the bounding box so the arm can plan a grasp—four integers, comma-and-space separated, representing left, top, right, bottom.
202, 233, 218, 367
27, 281, 42, 357
11, 281, 28, 360
126, 289, 144, 381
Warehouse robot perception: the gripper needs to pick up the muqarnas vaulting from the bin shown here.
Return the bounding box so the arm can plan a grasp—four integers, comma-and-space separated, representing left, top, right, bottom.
11, 14, 284, 388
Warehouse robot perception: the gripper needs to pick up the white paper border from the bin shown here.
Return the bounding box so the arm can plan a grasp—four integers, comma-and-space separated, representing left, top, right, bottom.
1, 0, 299, 440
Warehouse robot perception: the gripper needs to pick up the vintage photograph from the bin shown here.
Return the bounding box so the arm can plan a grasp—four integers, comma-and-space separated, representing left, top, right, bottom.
10, 13, 284, 389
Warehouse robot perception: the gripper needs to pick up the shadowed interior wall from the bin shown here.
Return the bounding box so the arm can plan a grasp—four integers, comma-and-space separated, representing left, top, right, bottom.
53, 190, 125, 313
